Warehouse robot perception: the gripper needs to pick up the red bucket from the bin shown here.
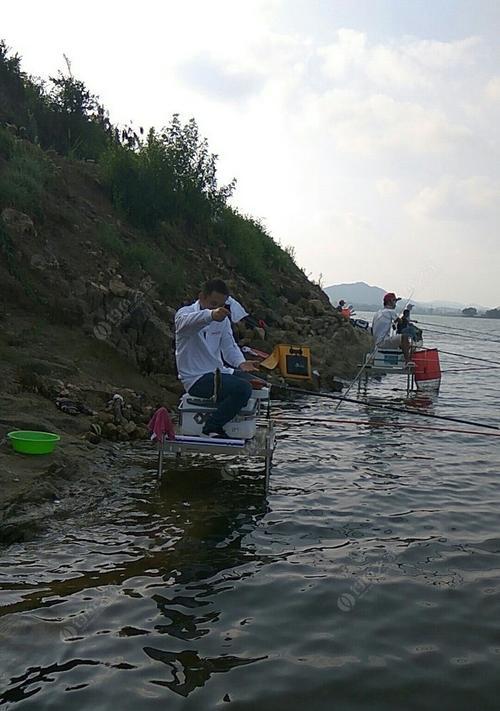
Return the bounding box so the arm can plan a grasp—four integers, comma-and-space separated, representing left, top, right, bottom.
411, 348, 441, 389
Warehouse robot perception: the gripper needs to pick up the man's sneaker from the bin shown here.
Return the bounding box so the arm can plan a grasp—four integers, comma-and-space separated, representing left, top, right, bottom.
202, 424, 230, 439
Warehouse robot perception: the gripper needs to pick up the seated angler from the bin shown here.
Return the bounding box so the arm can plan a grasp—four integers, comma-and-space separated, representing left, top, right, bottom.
396, 308, 422, 342
371, 292, 411, 363
175, 279, 259, 439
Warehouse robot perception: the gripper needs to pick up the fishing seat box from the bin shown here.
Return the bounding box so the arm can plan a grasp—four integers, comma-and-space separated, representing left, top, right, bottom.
372, 348, 405, 367
179, 395, 259, 439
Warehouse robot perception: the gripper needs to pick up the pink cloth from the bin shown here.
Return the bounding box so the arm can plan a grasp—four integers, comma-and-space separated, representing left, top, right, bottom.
148, 407, 175, 441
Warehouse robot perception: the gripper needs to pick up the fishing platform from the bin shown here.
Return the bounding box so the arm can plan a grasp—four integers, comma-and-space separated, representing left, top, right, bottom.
155, 386, 276, 485
358, 347, 442, 395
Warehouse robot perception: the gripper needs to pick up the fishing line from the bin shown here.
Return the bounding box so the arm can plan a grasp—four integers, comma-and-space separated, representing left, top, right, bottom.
438, 350, 500, 366
334, 350, 375, 412
415, 320, 500, 338
265, 414, 500, 439
272, 383, 500, 431
441, 365, 500, 374
419, 327, 500, 345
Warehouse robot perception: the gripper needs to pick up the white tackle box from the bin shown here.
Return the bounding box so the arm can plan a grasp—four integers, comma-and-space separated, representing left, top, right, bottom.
179, 395, 259, 440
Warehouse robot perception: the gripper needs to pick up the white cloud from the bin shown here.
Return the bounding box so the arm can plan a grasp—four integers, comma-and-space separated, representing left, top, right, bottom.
485, 76, 500, 100
407, 176, 500, 221
376, 178, 398, 197
302, 89, 471, 156
318, 30, 480, 89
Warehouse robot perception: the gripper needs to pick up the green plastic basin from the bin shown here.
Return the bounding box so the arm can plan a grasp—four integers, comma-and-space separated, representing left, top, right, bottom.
7, 431, 61, 455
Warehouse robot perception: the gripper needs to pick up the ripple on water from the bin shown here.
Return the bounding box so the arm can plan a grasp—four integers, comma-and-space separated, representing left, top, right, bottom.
2, 323, 500, 710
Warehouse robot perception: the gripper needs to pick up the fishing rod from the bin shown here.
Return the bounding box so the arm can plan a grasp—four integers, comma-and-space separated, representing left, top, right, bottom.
439, 350, 500, 367
415, 320, 500, 339
272, 383, 500, 431
266, 414, 500, 439
334, 350, 375, 412
418, 326, 500, 346
442, 365, 500, 373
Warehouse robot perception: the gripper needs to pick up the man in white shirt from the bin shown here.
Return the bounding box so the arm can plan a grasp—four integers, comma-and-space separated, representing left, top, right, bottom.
175, 279, 259, 438
371, 292, 411, 362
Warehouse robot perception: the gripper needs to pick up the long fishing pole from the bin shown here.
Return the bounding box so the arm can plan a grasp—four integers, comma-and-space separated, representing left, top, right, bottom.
419, 326, 500, 346
442, 365, 500, 373
273, 383, 500, 431
439, 350, 500, 366
266, 414, 500, 438
334, 350, 374, 412
415, 320, 500, 338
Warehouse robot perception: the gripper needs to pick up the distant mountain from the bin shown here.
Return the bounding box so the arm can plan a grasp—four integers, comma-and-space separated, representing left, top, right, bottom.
324, 282, 386, 308
324, 282, 489, 312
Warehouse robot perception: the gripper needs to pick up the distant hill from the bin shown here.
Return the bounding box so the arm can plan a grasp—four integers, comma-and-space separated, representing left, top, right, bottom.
324, 282, 489, 313
324, 282, 388, 308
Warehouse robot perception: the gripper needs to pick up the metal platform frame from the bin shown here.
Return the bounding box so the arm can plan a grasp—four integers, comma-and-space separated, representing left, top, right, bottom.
357, 351, 416, 396
156, 417, 276, 490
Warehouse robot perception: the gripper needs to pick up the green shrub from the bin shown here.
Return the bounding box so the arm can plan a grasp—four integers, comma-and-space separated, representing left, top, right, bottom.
215, 207, 297, 286
0, 126, 15, 159
0, 138, 55, 215
96, 222, 125, 256
100, 117, 235, 230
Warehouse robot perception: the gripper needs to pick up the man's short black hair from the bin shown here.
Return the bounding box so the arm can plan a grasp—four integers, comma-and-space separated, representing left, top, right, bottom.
202, 279, 229, 296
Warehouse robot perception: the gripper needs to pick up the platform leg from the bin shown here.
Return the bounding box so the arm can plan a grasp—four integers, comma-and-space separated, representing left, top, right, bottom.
157, 436, 164, 480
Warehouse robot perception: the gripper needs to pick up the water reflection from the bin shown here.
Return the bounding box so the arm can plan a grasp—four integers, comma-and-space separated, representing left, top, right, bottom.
144, 646, 266, 697
0, 460, 271, 703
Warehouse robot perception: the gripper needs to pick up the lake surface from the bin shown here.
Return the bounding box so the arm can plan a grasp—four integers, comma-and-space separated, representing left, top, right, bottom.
1, 315, 500, 710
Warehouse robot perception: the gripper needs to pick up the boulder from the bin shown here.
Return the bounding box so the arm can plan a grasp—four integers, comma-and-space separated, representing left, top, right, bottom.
30, 253, 59, 271
124, 421, 137, 435
1, 208, 37, 237
109, 278, 132, 298
308, 299, 326, 316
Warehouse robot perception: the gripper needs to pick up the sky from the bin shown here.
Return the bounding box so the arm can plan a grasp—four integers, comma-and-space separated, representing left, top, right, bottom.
3, 0, 500, 306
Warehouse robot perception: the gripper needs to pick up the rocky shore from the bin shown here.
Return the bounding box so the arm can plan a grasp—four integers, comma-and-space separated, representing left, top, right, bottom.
0, 164, 371, 546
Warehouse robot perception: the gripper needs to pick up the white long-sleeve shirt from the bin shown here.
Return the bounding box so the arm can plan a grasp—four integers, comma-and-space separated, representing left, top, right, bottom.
372, 307, 398, 345
175, 300, 246, 391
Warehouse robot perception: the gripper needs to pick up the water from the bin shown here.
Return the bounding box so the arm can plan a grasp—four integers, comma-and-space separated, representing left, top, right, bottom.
1, 315, 500, 710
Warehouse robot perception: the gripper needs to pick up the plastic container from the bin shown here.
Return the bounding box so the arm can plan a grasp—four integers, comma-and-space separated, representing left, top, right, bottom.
179, 396, 258, 439
412, 348, 441, 390
7, 431, 61, 455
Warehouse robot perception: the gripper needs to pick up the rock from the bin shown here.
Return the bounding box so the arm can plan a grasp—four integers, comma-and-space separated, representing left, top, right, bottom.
282, 285, 307, 304
150, 373, 178, 389
1, 208, 36, 237
142, 315, 172, 349
103, 422, 118, 437
96, 413, 114, 425
30, 253, 59, 270
49, 296, 86, 326
126, 328, 139, 346
72, 278, 87, 297
262, 309, 283, 327
308, 299, 326, 316
124, 421, 137, 435
109, 278, 132, 298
